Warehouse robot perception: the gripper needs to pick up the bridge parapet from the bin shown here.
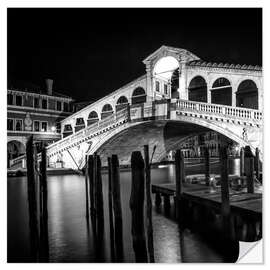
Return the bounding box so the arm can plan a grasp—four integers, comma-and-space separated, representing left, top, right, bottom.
47, 108, 129, 157
176, 99, 262, 123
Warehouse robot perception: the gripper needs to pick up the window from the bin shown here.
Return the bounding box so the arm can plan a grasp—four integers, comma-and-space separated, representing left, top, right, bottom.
34, 97, 40, 108
15, 119, 23, 131
164, 84, 168, 95
42, 99, 47, 109
56, 101, 62, 111
41, 122, 47, 132
7, 119, 14, 131
15, 95, 23, 106
156, 81, 160, 92
7, 94, 13, 105
56, 123, 61, 133
63, 102, 69, 112
34, 121, 40, 132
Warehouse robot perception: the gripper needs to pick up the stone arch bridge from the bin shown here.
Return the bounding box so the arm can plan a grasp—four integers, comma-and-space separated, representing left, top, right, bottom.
47, 99, 262, 170
29, 45, 263, 170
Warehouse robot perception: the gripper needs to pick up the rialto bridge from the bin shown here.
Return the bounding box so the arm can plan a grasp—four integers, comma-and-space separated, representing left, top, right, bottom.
44, 46, 262, 169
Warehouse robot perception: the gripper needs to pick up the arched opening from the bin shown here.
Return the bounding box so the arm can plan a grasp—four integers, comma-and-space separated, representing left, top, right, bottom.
7, 140, 26, 167
75, 118, 86, 132
211, 78, 232, 106
131, 87, 146, 105
88, 111, 99, 126
236, 80, 258, 109
63, 124, 73, 138
171, 69, 179, 99
153, 56, 179, 99
116, 96, 128, 111
101, 104, 114, 119
188, 76, 207, 103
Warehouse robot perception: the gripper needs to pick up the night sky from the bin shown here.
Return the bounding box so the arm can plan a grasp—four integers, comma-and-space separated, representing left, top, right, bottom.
7, 8, 262, 102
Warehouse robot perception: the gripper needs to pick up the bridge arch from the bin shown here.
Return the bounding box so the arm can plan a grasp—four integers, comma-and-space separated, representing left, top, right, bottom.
236, 79, 258, 109
87, 111, 99, 126
211, 77, 232, 106
116, 95, 129, 111
91, 118, 257, 167
7, 140, 26, 167
188, 76, 208, 103
75, 117, 86, 132
153, 56, 179, 99
63, 124, 73, 138
101, 103, 114, 119
131, 87, 146, 105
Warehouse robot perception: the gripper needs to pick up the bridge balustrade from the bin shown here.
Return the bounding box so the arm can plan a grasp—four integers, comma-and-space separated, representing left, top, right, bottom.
47, 107, 128, 157
176, 99, 262, 121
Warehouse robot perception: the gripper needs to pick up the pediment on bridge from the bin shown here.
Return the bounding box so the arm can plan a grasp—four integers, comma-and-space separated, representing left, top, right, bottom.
143, 45, 200, 65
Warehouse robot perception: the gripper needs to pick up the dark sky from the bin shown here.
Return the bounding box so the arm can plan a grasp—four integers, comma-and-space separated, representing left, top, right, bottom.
8, 8, 262, 102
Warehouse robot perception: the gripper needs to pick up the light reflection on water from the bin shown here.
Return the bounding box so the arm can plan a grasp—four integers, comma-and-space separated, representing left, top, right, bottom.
8, 161, 239, 262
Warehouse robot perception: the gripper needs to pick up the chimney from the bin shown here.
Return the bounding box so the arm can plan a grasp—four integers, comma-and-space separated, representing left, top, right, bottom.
45, 78, 53, 95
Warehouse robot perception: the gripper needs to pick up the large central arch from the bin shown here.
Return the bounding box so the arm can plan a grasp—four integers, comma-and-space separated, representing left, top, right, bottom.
95, 120, 238, 166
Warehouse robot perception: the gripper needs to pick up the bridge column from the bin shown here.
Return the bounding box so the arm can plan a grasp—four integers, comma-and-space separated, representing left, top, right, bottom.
207, 88, 211, 104
146, 63, 153, 102
178, 62, 188, 100
232, 91, 236, 107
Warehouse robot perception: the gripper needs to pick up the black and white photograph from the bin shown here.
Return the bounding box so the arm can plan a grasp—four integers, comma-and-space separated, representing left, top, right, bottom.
4, 5, 264, 264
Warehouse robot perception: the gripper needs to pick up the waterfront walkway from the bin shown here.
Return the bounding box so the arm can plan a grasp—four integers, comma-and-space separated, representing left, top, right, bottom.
152, 182, 262, 216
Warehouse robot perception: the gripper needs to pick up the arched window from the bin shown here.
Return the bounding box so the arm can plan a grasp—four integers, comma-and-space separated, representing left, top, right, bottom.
211, 78, 232, 106
63, 124, 73, 138
116, 96, 128, 111
188, 76, 207, 103
101, 104, 113, 119
236, 80, 258, 109
7, 140, 26, 162
131, 87, 146, 105
75, 118, 85, 132
87, 111, 99, 126
15, 119, 23, 131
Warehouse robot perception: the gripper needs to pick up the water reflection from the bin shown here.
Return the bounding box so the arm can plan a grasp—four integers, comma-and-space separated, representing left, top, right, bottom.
8, 160, 240, 262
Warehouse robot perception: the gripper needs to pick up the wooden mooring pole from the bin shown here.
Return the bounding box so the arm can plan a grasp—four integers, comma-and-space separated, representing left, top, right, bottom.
219, 146, 231, 238
95, 155, 104, 231
244, 146, 255, 194
204, 147, 210, 185
175, 149, 184, 220
130, 151, 148, 262
111, 155, 124, 261
93, 154, 105, 262
143, 145, 155, 262
240, 147, 245, 177
39, 146, 49, 262
255, 148, 260, 181
87, 155, 95, 216
107, 157, 115, 262
85, 155, 90, 219
26, 136, 39, 261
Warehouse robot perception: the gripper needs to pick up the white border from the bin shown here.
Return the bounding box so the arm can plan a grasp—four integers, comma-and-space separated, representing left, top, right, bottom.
1, 1, 268, 268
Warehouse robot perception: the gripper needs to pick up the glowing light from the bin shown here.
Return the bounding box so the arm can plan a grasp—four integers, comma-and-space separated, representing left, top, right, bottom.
51, 126, 56, 132
153, 56, 179, 80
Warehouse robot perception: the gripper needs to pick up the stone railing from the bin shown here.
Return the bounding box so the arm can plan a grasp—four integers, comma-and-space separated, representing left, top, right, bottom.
47, 108, 129, 156
176, 99, 263, 122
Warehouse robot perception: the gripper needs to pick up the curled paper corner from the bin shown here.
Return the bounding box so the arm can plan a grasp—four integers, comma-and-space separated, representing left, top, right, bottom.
237, 240, 263, 263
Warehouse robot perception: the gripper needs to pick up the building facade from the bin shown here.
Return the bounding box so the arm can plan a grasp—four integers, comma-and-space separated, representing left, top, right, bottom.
7, 79, 74, 167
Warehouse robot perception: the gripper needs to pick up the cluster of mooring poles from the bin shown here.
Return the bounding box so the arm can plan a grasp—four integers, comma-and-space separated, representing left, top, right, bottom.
153, 145, 261, 243
84, 145, 155, 262
26, 136, 49, 262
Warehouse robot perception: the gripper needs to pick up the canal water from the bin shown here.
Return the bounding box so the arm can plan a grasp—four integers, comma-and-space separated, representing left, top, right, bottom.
8, 161, 240, 263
